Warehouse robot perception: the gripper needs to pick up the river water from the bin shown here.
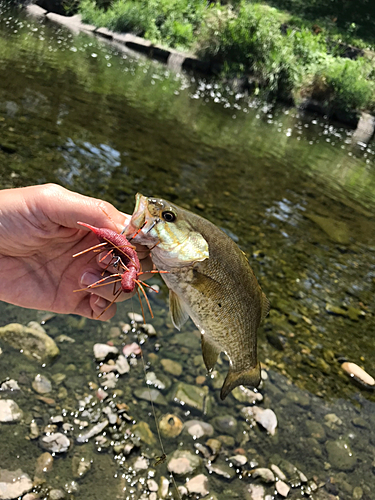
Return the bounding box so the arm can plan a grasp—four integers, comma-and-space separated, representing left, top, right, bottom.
0, 5, 375, 500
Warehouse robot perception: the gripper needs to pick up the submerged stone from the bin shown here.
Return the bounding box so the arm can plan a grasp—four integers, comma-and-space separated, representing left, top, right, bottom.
0, 469, 33, 500
32, 374, 52, 394
186, 474, 209, 497
0, 323, 59, 363
159, 414, 183, 438
132, 421, 157, 445
134, 388, 167, 405
242, 407, 277, 435
325, 438, 357, 471
40, 433, 70, 453
93, 343, 118, 361
232, 386, 263, 404
211, 415, 237, 435
205, 460, 235, 479
0, 400, 23, 423
305, 213, 350, 244
161, 358, 182, 377
184, 420, 214, 439
167, 450, 202, 476
170, 382, 208, 412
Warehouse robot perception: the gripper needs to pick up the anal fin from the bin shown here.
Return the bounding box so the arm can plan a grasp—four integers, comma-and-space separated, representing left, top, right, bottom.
220, 363, 261, 400
201, 334, 221, 372
169, 290, 189, 331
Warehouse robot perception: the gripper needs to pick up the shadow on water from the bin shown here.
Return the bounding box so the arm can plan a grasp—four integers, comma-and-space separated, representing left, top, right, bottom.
0, 4, 375, 500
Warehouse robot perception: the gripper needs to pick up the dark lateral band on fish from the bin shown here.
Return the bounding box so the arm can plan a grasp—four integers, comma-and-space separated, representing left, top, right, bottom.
125, 193, 270, 400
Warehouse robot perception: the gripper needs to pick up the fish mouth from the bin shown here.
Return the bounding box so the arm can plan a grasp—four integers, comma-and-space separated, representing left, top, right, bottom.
124, 193, 160, 244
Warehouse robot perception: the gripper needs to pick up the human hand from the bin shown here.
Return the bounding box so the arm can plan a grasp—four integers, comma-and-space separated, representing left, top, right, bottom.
0, 184, 152, 320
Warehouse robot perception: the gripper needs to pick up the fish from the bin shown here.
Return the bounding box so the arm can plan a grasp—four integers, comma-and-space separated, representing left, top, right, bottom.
125, 193, 269, 400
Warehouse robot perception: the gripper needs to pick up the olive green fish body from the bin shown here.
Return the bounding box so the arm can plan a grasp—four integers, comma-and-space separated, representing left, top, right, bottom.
126, 194, 269, 400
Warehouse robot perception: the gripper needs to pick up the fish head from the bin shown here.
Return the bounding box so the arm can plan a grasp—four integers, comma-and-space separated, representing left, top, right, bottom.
125, 193, 209, 268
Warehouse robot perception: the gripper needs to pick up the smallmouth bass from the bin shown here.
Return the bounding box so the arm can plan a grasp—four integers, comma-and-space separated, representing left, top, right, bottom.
126, 194, 269, 400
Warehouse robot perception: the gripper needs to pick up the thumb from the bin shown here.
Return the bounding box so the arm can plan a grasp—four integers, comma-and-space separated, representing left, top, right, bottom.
37, 184, 131, 232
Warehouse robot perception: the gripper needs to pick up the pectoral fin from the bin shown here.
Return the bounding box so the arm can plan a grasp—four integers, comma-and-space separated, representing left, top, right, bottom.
201, 334, 221, 372
220, 363, 261, 400
169, 290, 189, 330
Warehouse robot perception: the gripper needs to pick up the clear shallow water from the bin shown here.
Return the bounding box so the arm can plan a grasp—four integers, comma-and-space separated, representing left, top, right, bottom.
0, 5, 375, 500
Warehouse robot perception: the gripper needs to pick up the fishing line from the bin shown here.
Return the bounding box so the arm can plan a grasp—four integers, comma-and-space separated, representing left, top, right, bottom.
130, 295, 182, 500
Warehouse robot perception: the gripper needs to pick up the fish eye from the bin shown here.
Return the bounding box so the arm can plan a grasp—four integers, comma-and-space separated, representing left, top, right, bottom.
162, 211, 176, 222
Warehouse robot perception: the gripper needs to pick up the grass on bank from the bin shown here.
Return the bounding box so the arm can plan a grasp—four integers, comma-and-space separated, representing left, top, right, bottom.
78, 0, 375, 116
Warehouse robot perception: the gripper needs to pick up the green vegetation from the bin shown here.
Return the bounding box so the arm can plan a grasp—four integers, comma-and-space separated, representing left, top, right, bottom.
78, 0, 375, 117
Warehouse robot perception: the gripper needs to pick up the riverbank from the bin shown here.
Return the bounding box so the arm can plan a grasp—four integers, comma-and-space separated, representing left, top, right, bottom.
76, 1, 375, 123
27, 1, 375, 140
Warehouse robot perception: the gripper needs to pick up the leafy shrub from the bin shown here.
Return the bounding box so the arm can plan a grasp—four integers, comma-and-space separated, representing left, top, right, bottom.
198, 3, 299, 97
315, 57, 375, 111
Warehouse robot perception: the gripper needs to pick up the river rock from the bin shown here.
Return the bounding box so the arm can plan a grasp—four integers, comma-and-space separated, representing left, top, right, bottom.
76, 420, 109, 443
305, 214, 350, 244
100, 372, 118, 389
128, 312, 143, 323
0, 469, 33, 499
211, 415, 237, 435
341, 362, 375, 386
325, 438, 357, 471
32, 374, 52, 394
40, 433, 70, 453
141, 323, 156, 336
324, 413, 343, 429
115, 355, 130, 375
0, 379, 20, 391
159, 414, 183, 438
245, 484, 266, 500
305, 420, 326, 442
205, 460, 235, 479
206, 438, 222, 457
146, 372, 170, 390
186, 474, 209, 497
123, 343, 141, 357
242, 407, 277, 435
134, 388, 167, 405
35, 452, 54, 476
184, 420, 214, 439
0, 399, 23, 422
161, 359, 182, 376
170, 382, 208, 412
48, 489, 66, 500
252, 468, 275, 483
0, 323, 59, 363
55, 334, 75, 343
133, 456, 149, 471
72, 451, 92, 479
230, 454, 248, 467
167, 450, 202, 476
93, 343, 118, 361
232, 386, 263, 404
270, 464, 287, 481
276, 481, 290, 497
133, 421, 156, 445
158, 477, 169, 498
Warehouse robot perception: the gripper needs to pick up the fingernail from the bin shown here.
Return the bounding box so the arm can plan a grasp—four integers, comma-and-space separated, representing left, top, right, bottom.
81, 271, 101, 287
94, 296, 107, 309
98, 252, 113, 265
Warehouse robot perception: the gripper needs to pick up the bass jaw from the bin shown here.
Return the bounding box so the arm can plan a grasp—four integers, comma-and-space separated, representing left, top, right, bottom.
124, 193, 158, 245
220, 363, 261, 400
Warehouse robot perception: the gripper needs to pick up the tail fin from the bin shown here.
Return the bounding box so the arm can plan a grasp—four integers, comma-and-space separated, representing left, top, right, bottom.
220, 363, 261, 400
